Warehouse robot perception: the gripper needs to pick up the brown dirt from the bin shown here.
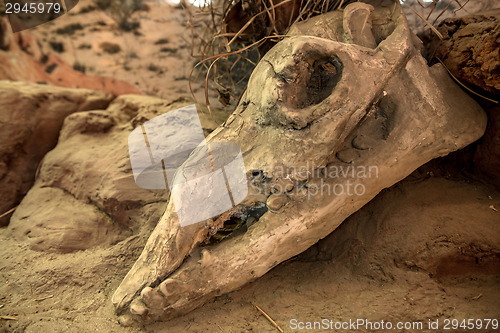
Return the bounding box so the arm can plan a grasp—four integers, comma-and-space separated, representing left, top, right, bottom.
1, 176, 499, 332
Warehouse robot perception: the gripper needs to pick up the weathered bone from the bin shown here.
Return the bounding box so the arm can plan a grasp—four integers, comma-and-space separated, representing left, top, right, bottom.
113, 1, 486, 322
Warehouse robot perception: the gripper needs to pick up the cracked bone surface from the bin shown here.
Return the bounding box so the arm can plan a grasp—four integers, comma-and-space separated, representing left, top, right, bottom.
113, 0, 487, 322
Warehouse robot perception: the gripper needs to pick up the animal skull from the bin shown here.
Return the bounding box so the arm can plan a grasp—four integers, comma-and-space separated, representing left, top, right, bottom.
113, 0, 486, 322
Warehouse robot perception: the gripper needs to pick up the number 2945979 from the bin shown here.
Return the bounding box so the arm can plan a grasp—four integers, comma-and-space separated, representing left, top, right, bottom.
5, 1, 62, 14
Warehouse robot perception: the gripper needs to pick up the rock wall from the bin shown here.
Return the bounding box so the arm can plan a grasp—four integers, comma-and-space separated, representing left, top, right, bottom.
7, 94, 197, 252
0, 81, 114, 225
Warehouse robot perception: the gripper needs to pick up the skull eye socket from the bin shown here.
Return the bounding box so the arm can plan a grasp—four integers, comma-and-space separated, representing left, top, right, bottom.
279, 55, 343, 109
307, 56, 343, 106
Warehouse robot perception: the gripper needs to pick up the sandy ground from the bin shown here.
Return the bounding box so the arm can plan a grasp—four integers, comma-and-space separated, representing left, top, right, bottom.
0, 176, 499, 332
0, 1, 499, 332
29, 0, 221, 106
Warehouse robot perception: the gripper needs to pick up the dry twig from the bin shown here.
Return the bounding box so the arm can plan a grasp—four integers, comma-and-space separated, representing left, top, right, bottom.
434, 57, 499, 104
401, 0, 443, 40
471, 293, 483, 300
254, 304, 284, 333
0, 206, 18, 219
34, 295, 54, 302
186, 0, 349, 110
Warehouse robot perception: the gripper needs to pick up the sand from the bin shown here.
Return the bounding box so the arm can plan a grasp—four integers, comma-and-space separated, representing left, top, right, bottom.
1, 176, 499, 332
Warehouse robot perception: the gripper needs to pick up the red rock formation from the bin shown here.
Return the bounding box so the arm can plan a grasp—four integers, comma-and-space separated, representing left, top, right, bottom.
0, 17, 141, 96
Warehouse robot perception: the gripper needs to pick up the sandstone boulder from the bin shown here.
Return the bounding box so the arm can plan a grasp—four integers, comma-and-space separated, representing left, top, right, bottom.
0, 81, 113, 225
8, 95, 202, 252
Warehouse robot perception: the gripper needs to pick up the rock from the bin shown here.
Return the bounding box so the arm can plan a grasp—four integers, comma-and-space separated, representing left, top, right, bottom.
0, 17, 140, 96
8, 95, 195, 252
10, 187, 126, 253
425, 11, 500, 187
0, 81, 114, 226
41, 53, 142, 96
428, 10, 500, 95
